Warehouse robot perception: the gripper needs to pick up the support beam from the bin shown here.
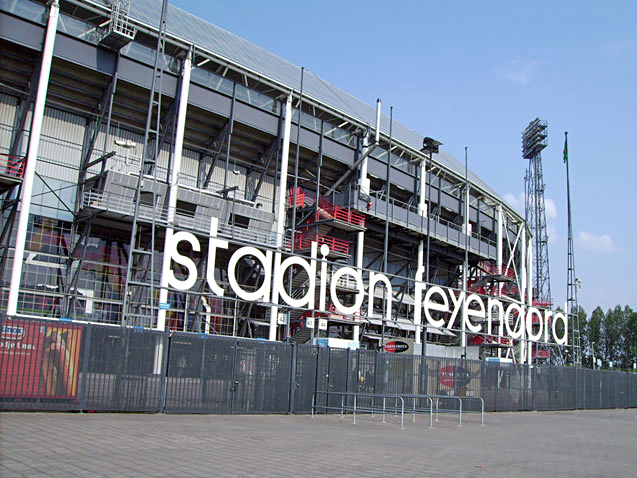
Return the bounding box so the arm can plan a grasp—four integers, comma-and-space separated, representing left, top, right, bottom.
527, 227, 533, 365
200, 120, 230, 189
7, 0, 59, 316
251, 130, 281, 203
269, 93, 292, 341
324, 98, 381, 196
354, 133, 371, 342
8, 57, 42, 158
158, 47, 192, 331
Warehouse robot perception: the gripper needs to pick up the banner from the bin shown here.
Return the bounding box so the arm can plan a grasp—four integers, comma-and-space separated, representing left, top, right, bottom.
0, 319, 82, 400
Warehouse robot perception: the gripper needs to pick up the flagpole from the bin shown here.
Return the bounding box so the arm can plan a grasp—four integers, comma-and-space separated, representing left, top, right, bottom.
565, 131, 581, 366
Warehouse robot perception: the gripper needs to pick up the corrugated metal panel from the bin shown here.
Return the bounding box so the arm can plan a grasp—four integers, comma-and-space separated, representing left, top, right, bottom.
0, 93, 17, 127
41, 107, 85, 144
179, 148, 199, 188
0, 124, 13, 155
155, 144, 171, 182
210, 161, 245, 192
0, 94, 19, 155
37, 108, 85, 173
35, 161, 78, 183
255, 174, 275, 213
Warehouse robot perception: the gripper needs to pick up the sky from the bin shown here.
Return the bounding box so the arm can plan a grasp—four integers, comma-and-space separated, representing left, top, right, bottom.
169, 0, 636, 316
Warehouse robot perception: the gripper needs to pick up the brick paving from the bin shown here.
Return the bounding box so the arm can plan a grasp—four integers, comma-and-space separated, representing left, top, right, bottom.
1, 409, 636, 477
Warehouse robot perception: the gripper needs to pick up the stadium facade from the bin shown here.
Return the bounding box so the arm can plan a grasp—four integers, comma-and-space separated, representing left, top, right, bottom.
0, 0, 564, 364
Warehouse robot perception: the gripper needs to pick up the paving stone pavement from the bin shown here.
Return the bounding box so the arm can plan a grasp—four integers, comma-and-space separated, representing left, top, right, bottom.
1, 409, 636, 477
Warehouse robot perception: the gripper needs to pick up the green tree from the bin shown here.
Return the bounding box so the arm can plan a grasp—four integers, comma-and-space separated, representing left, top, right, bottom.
621, 306, 637, 369
603, 305, 625, 368
587, 306, 604, 366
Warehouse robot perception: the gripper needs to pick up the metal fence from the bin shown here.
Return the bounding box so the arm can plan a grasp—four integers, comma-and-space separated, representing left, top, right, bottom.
2, 316, 637, 414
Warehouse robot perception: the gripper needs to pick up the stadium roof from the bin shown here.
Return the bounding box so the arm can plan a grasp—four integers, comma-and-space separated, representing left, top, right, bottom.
91, 0, 503, 203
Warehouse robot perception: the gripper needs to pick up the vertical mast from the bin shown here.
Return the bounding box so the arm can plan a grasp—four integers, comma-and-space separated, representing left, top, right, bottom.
565, 131, 582, 366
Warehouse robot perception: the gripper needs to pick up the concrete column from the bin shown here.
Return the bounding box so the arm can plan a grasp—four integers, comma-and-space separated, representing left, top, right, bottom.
157, 47, 192, 331
527, 228, 533, 365
353, 133, 371, 342
7, 1, 60, 316
269, 94, 293, 341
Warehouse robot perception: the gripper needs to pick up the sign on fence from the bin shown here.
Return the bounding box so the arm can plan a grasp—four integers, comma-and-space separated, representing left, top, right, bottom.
1, 319, 82, 400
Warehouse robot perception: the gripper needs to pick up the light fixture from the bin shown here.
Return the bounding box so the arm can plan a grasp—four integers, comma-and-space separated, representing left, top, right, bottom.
114, 139, 137, 149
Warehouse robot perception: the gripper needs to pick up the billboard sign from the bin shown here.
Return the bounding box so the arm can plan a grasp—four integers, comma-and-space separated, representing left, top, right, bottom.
0, 319, 82, 400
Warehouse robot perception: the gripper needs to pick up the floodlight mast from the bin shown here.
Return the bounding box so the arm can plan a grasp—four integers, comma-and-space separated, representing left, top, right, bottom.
522, 118, 554, 362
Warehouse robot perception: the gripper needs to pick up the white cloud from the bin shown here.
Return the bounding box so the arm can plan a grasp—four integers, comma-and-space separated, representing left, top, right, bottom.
602, 40, 635, 56
503, 192, 525, 214
495, 60, 541, 84
577, 231, 615, 253
503, 192, 557, 221
546, 222, 560, 245
544, 197, 558, 220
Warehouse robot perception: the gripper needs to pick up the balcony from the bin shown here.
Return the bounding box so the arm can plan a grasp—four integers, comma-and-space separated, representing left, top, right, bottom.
294, 230, 350, 258
288, 187, 366, 232
342, 184, 496, 259
0, 153, 25, 194
82, 188, 289, 250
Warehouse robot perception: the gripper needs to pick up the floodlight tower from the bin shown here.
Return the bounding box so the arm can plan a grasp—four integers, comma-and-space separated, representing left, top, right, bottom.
522, 119, 552, 308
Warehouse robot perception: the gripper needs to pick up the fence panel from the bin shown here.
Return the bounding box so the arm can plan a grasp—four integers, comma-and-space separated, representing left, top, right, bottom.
629, 373, 637, 408
600, 372, 615, 409
511, 363, 533, 411
0, 317, 85, 411
163, 333, 235, 413
232, 338, 292, 414
163, 332, 205, 413
615, 372, 628, 409
293, 344, 318, 413
83, 325, 166, 412
534, 366, 553, 411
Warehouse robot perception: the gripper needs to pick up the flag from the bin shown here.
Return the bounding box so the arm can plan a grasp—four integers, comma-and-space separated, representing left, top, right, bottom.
563, 132, 568, 163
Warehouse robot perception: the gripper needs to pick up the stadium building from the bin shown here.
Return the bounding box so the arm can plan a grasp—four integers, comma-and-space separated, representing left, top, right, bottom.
0, 0, 555, 363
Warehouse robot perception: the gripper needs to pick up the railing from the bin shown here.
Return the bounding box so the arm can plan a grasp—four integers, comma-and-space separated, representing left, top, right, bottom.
319, 203, 366, 227
289, 187, 366, 228
82, 189, 290, 250
295, 232, 350, 255
469, 334, 512, 346
532, 300, 552, 308
350, 184, 496, 257
312, 391, 483, 428
478, 261, 515, 278
0, 153, 25, 178
313, 391, 407, 429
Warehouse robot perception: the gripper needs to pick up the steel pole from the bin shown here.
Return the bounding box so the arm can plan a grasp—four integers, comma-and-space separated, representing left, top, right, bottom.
7, 0, 60, 315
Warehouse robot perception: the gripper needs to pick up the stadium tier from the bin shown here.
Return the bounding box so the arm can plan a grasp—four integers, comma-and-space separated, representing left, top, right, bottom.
0, 0, 562, 364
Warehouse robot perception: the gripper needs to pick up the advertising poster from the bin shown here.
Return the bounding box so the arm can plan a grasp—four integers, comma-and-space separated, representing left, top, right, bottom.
0, 320, 82, 400
382, 337, 414, 354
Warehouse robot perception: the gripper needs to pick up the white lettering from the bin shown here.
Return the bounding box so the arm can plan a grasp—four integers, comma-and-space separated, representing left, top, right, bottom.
330, 266, 364, 315
464, 293, 484, 333
206, 217, 228, 296
228, 246, 273, 302
424, 286, 448, 328
166, 230, 199, 291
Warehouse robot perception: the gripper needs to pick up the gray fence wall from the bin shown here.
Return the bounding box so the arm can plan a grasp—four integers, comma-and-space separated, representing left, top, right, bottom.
2, 317, 637, 413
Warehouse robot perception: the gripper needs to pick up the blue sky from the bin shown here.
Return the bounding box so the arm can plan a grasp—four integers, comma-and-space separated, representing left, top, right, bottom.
170, 0, 636, 315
